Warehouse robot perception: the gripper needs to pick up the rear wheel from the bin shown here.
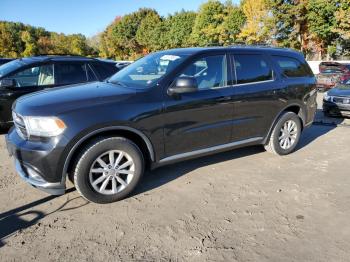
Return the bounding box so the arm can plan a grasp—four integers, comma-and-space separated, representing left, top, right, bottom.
73, 137, 144, 204
264, 112, 302, 155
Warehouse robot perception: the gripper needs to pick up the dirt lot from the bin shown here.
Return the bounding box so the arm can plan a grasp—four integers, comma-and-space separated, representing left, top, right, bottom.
1, 100, 350, 261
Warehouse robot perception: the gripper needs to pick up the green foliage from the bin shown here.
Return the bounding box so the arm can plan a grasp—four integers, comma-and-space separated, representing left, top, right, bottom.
307, 0, 338, 44
191, 1, 227, 46
0, 21, 93, 58
1, 0, 350, 60
223, 4, 246, 44
163, 11, 197, 49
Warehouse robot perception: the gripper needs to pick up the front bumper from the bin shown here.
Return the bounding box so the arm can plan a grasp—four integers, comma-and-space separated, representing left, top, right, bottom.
14, 159, 65, 195
5, 128, 67, 195
323, 100, 350, 117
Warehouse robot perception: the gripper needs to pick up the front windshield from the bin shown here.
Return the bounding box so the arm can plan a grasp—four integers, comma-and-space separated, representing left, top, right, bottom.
108, 52, 188, 88
0, 59, 25, 77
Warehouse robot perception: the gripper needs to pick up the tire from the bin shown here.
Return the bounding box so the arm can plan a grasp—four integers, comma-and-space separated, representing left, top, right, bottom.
73, 137, 144, 204
264, 112, 302, 155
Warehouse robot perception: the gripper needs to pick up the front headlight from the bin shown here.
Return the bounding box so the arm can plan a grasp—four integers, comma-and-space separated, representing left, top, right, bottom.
323, 92, 332, 102
24, 116, 66, 137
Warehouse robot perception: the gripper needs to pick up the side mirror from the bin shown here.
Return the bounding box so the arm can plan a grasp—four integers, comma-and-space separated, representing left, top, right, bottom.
168, 76, 198, 95
0, 79, 16, 89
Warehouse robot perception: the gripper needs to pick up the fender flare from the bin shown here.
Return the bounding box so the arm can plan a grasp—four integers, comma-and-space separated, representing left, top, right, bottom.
61, 126, 155, 184
263, 103, 305, 145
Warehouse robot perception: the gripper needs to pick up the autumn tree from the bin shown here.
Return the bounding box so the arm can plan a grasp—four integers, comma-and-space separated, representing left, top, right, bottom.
334, 0, 350, 40
238, 0, 271, 44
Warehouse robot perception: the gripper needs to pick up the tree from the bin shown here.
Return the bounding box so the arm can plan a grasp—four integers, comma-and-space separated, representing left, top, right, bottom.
163, 11, 197, 49
223, 2, 246, 44
334, 0, 350, 40
136, 11, 163, 52
238, 0, 271, 44
110, 8, 159, 58
268, 0, 309, 52
306, 0, 339, 59
191, 1, 227, 46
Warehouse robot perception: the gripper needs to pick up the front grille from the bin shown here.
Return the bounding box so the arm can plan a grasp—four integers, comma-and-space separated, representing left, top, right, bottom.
12, 112, 29, 139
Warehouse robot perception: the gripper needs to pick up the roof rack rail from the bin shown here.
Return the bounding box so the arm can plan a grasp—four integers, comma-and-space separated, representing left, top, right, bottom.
36, 53, 89, 57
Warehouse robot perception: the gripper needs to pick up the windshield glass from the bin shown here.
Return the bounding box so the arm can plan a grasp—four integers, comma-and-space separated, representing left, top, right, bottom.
108, 52, 188, 88
0, 59, 25, 77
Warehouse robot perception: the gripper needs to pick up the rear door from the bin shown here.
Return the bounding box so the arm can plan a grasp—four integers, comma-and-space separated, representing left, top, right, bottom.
0, 63, 55, 123
229, 53, 281, 141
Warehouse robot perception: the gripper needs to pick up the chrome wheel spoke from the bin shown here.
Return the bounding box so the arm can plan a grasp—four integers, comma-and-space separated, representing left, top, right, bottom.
92, 174, 107, 186
99, 177, 110, 192
118, 160, 133, 170
116, 176, 127, 187
109, 151, 115, 166
91, 168, 105, 173
114, 152, 124, 168
118, 169, 134, 175
97, 158, 108, 168
112, 177, 118, 193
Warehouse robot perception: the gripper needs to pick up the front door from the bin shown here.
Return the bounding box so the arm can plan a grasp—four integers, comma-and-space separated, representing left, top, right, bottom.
162, 53, 235, 157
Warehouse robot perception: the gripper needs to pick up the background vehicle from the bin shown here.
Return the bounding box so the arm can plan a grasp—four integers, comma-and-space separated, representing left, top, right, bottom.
0, 55, 120, 128
6, 46, 317, 204
323, 78, 350, 117
317, 62, 350, 91
0, 58, 14, 66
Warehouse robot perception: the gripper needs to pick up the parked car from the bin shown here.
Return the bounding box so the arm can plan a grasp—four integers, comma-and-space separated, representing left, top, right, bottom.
323, 78, 350, 117
0, 55, 120, 128
316, 62, 350, 91
0, 58, 14, 66
6, 46, 317, 203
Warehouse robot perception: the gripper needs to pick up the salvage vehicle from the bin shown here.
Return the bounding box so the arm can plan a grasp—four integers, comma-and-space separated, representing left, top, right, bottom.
6, 46, 317, 203
0, 58, 14, 66
0, 55, 120, 128
323, 78, 350, 117
317, 62, 350, 91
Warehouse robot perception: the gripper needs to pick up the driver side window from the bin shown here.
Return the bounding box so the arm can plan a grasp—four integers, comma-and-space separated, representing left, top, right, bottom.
180, 55, 228, 90
11, 64, 54, 87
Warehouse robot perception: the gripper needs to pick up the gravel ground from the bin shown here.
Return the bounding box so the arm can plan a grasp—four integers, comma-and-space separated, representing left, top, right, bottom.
1, 95, 350, 261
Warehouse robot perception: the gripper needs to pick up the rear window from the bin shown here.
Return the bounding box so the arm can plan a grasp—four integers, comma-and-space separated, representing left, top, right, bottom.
272, 56, 313, 77
55, 63, 88, 85
234, 54, 273, 84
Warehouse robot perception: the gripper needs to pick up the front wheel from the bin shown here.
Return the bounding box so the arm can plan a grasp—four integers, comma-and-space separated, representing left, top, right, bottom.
73, 137, 144, 204
264, 112, 302, 155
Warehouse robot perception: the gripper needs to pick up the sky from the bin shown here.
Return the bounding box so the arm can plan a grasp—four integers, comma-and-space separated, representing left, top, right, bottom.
0, 0, 240, 37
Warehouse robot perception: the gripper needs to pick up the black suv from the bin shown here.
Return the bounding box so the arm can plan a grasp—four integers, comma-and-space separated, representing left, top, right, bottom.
0, 55, 120, 128
6, 46, 317, 203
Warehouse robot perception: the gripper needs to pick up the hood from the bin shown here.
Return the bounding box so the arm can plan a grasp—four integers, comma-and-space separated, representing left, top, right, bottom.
328, 85, 350, 96
15, 81, 136, 116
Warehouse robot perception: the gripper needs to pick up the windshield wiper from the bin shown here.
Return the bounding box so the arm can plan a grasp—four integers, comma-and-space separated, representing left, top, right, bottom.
107, 80, 127, 87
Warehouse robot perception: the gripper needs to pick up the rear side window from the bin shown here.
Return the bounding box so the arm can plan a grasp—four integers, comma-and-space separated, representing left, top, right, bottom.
272, 56, 313, 77
234, 54, 273, 84
92, 62, 119, 80
55, 63, 88, 85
